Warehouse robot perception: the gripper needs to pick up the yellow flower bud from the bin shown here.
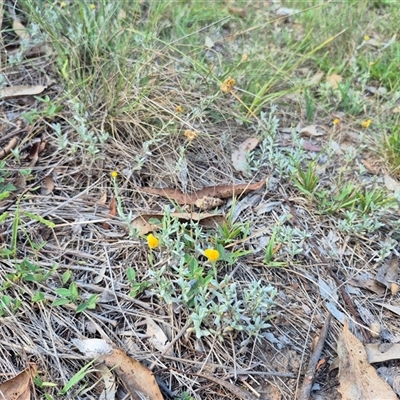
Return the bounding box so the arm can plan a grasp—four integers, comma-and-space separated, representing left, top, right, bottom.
204, 248, 220, 262
147, 234, 159, 249
362, 119, 372, 129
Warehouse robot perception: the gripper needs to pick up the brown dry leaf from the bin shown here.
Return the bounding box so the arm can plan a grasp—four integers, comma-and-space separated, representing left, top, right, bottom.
194, 196, 224, 210
27, 140, 47, 166
374, 302, 400, 318
14, 173, 26, 190
131, 212, 227, 235
97, 191, 108, 205
100, 348, 163, 400
228, 6, 247, 18
0, 137, 19, 159
337, 319, 397, 400
327, 73, 343, 89
41, 175, 55, 195
307, 71, 324, 86
140, 179, 266, 207
361, 158, 381, 174
205, 36, 214, 49
391, 282, 399, 296
12, 19, 30, 40
347, 277, 386, 296
302, 141, 321, 152
74, 339, 163, 400
366, 343, 400, 363
384, 175, 400, 193
96, 363, 116, 400
0, 365, 37, 400
0, 85, 46, 99
375, 255, 398, 290
146, 317, 172, 355
103, 195, 117, 229
300, 125, 324, 137
232, 137, 259, 173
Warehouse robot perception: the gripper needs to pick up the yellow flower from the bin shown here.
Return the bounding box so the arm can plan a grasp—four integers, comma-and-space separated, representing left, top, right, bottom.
362, 119, 372, 129
241, 53, 248, 62
176, 105, 184, 113
184, 130, 198, 141
90, 4, 96, 9
220, 77, 235, 93
111, 171, 118, 179
364, 35, 370, 41
60, 1, 67, 7
333, 118, 340, 125
147, 234, 159, 249
204, 248, 220, 262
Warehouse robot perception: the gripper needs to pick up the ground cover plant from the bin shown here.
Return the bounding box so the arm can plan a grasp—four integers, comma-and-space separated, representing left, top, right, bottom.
1, 0, 400, 399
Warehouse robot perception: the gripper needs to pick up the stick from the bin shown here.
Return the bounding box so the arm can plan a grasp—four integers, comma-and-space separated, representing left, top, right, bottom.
298, 314, 332, 400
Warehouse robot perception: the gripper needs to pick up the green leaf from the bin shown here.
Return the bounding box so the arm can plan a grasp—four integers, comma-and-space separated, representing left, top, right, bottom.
55, 288, 72, 297
126, 267, 136, 283
52, 298, 71, 307
59, 360, 95, 394
62, 270, 72, 285
75, 303, 88, 313
86, 294, 99, 309
32, 291, 45, 302
0, 212, 9, 223
1, 295, 11, 307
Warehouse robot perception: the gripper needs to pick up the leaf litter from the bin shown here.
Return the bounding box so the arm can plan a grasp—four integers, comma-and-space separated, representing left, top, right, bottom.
131, 212, 227, 235
0, 364, 37, 400
74, 338, 163, 400
138, 178, 266, 209
2, 2, 400, 400
337, 320, 397, 400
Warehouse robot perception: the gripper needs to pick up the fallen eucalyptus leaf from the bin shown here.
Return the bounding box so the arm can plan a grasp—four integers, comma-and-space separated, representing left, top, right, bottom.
375, 255, 398, 290
0, 85, 46, 99
74, 338, 163, 400
326, 73, 342, 89
337, 320, 397, 400
139, 179, 266, 207
131, 212, 227, 235
146, 317, 172, 355
12, 18, 30, 40
0, 365, 37, 400
366, 343, 400, 363
232, 137, 259, 173
41, 175, 55, 195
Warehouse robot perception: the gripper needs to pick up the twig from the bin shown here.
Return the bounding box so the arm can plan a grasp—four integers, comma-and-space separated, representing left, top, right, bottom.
298, 314, 332, 400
